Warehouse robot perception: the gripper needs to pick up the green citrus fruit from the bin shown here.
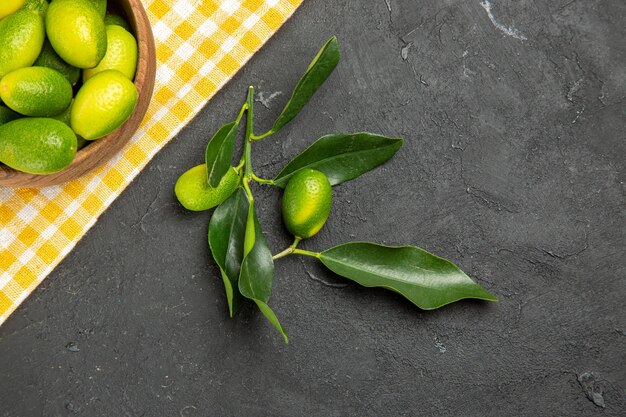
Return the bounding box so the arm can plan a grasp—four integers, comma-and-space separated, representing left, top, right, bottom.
22, 0, 48, 15
104, 13, 131, 32
0, 0, 26, 20
71, 69, 138, 140
0, 66, 73, 117
0, 117, 77, 174
282, 168, 332, 239
34, 39, 80, 85
75, 136, 88, 150
83, 25, 137, 82
50, 100, 86, 149
0, 105, 20, 126
0, 9, 45, 78
89, 0, 107, 17
51, 99, 72, 125
175, 165, 240, 211
45, 0, 107, 69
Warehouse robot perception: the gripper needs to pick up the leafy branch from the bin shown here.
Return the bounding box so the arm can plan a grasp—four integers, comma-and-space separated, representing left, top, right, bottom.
175, 36, 497, 343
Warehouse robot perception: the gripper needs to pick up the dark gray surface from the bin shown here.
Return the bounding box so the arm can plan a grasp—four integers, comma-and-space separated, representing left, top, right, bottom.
1, 0, 625, 415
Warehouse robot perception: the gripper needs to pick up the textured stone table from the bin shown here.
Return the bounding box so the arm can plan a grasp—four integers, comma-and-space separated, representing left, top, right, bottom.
2, 1, 625, 415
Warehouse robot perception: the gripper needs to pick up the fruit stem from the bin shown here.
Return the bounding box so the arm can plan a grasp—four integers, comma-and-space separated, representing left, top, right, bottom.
272, 237, 302, 260
251, 174, 275, 185
292, 248, 321, 259
250, 131, 273, 141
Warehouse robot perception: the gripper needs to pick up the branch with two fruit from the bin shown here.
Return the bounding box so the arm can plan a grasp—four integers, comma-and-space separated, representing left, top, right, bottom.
174, 36, 497, 343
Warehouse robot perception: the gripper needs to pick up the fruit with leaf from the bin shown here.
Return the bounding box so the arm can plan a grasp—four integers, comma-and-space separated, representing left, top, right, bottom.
175, 36, 497, 343
281, 168, 332, 240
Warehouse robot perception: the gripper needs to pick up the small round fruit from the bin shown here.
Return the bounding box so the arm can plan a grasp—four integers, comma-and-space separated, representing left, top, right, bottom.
76, 136, 88, 150
0, 66, 73, 117
51, 100, 72, 125
45, 0, 107, 69
0, 118, 77, 174
0, 9, 45, 78
282, 168, 332, 239
88, 0, 107, 17
22, 0, 48, 14
0, 0, 26, 20
175, 165, 240, 211
0, 106, 20, 126
104, 13, 132, 32
34, 39, 81, 85
54, 100, 87, 150
83, 25, 138, 82
71, 69, 138, 140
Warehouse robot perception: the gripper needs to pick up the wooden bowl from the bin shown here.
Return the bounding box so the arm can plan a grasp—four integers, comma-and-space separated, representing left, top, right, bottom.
0, 0, 156, 187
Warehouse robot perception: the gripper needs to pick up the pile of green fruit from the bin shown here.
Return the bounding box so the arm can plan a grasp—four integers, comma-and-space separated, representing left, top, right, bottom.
0, 0, 138, 175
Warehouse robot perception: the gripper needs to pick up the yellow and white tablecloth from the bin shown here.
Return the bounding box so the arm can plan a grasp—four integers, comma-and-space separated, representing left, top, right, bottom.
0, 0, 302, 325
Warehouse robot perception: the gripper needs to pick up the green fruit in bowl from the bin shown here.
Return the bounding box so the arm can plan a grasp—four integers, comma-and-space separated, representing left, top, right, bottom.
51, 101, 88, 150
89, 0, 107, 17
51, 100, 72, 126
34, 39, 81, 85
0, 66, 73, 117
0, 118, 77, 174
45, 0, 107, 69
83, 25, 138, 82
0, 0, 26, 20
0, 8, 45, 78
71, 69, 138, 140
23, 0, 48, 15
0, 106, 20, 126
104, 13, 132, 32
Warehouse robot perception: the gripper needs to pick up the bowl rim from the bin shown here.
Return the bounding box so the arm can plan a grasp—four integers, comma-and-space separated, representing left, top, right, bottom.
0, 0, 156, 188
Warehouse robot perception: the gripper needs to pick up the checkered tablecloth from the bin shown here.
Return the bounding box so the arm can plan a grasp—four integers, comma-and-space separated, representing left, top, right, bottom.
0, 0, 302, 325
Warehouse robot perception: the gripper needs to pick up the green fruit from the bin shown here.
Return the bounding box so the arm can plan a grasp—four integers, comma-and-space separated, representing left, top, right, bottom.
83, 25, 137, 82
50, 99, 86, 149
175, 165, 240, 211
45, 0, 107, 69
104, 13, 131, 32
0, 0, 26, 20
34, 39, 80, 85
0, 106, 20, 126
0, 118, 77, 174
282, 169, 332, 239
0, 9, 45, 78
51, 100, 72, 125
0, 66, 73, 117
22, 0, 48, 15
89, 0, 107, 17
76, 136, 88, 150
71, 69, 138, 140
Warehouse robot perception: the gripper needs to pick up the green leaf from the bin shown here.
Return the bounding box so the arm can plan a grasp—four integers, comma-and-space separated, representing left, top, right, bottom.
205, 120, 239, 187
273, 133, 403, 187
319, 242, 497, 310
238, 202, 274, 301
238, 200, 288, 343
268, 36, 340, 135
254, 300, 289, 344
208, 188, 248, 317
